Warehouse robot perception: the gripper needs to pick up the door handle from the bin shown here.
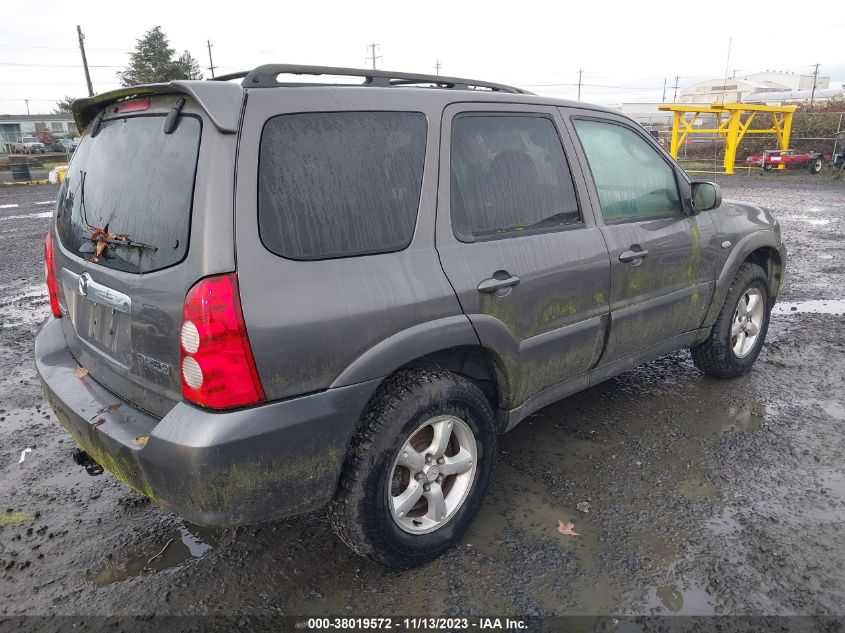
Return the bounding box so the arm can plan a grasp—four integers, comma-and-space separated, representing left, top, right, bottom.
619, 249, 649, 263
477, 274, 521, 294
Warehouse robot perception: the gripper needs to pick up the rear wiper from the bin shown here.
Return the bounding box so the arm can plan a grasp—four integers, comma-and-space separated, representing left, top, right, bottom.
163, 98, 186, 134
80, 224, 158, 263
77, 170, 158, 262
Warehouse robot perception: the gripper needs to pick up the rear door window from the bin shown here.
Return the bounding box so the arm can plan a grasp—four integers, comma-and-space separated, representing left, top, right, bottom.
56, 114, 201, 273
450, 114, 581, 241
258, 111, 427, 260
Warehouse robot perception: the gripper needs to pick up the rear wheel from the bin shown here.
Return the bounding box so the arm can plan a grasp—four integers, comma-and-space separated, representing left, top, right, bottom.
763, 162, 773, 171
809, 157, 823, 174
327, 368, 496, 568
691, 263, 771, 378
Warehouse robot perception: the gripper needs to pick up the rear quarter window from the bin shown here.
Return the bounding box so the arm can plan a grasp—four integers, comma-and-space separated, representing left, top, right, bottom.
258, 111, 427, 260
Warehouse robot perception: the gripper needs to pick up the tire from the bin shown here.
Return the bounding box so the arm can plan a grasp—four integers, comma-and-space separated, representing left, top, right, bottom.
327, 368, 497, 568
809, 157, 823, 174
691, 263, 771, 378
763, 162, 773, 171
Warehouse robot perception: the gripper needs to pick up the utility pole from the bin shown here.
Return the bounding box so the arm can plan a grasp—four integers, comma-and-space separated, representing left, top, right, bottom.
672, 75, 680, 102
435, 60, 441, 76
810, 63, 820, 109
206, 40, 216, 78
366, 43, 382, 70
577, 68, 582, 101
24, 99, 30, 115
662, 78, 667, 103
76, 25, 94, 97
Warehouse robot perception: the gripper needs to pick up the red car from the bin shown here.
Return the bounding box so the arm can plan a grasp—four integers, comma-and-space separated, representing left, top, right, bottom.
746, 149, 826, 173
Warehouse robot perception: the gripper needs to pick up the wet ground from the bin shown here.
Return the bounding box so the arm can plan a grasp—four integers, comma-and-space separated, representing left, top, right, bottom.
1, 175, 843, 619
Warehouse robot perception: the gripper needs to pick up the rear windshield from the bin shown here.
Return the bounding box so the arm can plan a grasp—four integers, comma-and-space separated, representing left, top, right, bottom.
258, 111, 427, 260
56, 114, 201, 273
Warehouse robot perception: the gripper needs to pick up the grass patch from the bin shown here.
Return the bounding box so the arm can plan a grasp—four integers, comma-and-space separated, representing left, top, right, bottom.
0, 510, 33, 526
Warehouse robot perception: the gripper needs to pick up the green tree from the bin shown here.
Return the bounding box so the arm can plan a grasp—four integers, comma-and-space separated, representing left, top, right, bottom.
52, 95, 77, 114
173, 50, 204, 81
118, 26, 203, 87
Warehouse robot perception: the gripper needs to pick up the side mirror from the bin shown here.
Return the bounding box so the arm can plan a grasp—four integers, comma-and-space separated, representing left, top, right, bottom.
691, 181, 722, 213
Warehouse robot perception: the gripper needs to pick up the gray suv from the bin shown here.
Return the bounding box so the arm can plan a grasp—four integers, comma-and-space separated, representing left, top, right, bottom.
35, 65, 786, 568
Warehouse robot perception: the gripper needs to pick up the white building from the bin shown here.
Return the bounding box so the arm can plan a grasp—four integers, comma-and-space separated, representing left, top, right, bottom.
615, 103, 676, 127
679, 71, 830, 104
745, 85, 845, 105
0, 114, 78, 148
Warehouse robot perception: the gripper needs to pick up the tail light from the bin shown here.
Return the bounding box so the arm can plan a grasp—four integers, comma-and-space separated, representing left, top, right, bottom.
44, 232, 61, 318
179, 273, 265, 409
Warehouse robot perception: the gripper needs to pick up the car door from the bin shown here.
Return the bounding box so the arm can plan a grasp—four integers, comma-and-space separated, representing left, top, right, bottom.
564, 112, 717, 365
436, 103, 611, 411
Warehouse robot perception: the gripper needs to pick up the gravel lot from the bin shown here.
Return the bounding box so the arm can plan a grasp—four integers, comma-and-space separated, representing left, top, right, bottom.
1, 175, 843, 620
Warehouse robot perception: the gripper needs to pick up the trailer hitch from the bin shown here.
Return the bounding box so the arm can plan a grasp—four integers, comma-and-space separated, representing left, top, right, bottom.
72, 448, 104, 476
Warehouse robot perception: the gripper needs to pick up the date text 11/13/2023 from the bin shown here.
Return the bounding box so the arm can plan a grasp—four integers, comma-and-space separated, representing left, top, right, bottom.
301, 617, 528, 630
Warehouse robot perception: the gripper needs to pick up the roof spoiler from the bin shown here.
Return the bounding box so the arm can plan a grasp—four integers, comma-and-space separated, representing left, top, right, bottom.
72, 80, 243, 134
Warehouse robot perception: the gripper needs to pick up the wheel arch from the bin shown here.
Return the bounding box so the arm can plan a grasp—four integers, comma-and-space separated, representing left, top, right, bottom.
742, 245, 783, 302
330, 316, 512, 428
704, 231, 784, 327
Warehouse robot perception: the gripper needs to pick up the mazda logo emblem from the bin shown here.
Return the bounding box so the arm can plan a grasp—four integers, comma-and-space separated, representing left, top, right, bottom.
78, 273, 90, 297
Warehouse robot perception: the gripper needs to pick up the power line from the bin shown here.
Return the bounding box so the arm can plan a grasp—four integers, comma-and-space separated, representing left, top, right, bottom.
522, 82, 665, 89
0, 44, 129, 53
0, 61, 122, 68
0, 97, 83, 102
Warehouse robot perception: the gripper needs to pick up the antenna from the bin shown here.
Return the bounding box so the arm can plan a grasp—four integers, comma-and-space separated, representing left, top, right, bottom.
720, 36, 732, 104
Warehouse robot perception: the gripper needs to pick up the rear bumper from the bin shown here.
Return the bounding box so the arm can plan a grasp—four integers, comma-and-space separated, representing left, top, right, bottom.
35, 317, 380, 527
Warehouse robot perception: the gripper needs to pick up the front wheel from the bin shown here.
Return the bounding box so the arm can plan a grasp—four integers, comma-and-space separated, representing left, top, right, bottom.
809, 157, 823, 174
691, 263, 771, 378
327, 369, 496, 568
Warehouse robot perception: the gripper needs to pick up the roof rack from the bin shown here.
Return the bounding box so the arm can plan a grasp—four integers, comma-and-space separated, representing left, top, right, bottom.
212, 64, 530, 94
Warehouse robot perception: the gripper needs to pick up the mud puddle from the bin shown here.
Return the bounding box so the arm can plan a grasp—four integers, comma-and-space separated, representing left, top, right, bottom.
787, 215, 831, 226
1, 405, 52, 434
772, 299, 845, 315
688, 400, 772, 436
640, 582, 716, 615
90, 524, 218, 586
0, 283, 49, 329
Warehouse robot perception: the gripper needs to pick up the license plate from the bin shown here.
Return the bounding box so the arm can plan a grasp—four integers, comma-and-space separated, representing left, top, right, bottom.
61, 269, 132, 365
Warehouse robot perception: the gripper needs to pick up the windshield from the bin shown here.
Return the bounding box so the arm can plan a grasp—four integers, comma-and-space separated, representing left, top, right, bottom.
22, 137, 37, 143
55, 114, 201, 273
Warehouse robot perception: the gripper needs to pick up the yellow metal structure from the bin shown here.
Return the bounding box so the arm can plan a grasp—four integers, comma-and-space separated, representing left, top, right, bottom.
658, 103, 796, 174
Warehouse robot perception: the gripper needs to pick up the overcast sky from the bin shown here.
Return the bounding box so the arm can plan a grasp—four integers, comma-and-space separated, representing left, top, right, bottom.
1, 0, 843, 115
